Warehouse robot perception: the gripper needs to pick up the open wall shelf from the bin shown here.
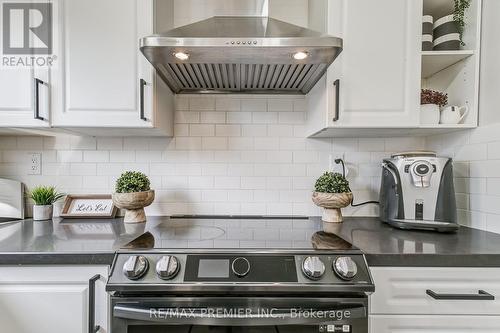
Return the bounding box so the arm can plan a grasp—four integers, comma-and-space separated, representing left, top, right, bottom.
422, 50, 474, 79
419, 0, 481, 128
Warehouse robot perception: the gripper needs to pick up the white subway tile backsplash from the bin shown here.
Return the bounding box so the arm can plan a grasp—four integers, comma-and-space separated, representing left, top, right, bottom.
359, 138, 385, 152
455, 143, 488, 161
0, 137, 17, 150
426, 124, 500, 233
268, 99, 293, 112
214, 176, 241, 189
83, 151, 109, 163
227, 112, 252, 124
57, 150, 83, 162
200, 112, 226, 124
0, 96, 433, 220
174, 124, 189, 136
278, 112, 305, 124
228, 137, 254, 150
175, 111, 200, 124
18, 137, 43, 150
241, 124, 267, 137
109, 150, 136, 163
176, 137, 202, 150
190, 124, 215, 137
487, 142, 500, 159
241, 99, 267, 112
97, 138, 122, 150
252, 112, 278, 124
216, 124, 241, 137
216, 97, 241, 111
189, 96, 216, 111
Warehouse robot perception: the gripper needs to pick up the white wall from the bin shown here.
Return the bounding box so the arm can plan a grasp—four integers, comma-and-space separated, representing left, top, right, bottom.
0, 94, 425, 217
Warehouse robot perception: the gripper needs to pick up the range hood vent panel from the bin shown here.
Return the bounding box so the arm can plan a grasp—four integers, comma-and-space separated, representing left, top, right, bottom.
141, 16, 342, 94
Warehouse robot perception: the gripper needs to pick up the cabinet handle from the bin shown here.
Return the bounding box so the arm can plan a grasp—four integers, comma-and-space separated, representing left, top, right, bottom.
140, 79, 147, 121
34, 78, 45, 121
333, 79, 340, 122
426, 289, 495, 301
89, 274, 101, 333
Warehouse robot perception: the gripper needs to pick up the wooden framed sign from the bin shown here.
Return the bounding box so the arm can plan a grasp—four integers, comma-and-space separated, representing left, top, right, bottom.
60, 195, 117, 219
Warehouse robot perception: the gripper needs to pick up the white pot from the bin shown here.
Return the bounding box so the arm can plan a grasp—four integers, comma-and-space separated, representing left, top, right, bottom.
420, 104, 440, 125
33, 205, 53, 221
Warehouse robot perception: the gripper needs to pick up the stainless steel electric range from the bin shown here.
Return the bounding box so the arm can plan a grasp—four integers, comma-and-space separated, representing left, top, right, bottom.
106, 216, 375, 333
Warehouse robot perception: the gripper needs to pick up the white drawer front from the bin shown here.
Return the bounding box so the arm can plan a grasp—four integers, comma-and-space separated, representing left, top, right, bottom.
370, 267, 500, 315
370, 315, 500, 332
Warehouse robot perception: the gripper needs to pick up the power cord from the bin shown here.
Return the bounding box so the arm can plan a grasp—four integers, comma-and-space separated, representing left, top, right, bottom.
334, 158, 380, 207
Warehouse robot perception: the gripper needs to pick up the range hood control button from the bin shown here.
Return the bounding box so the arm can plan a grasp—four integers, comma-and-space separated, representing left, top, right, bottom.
302, 256, 325, 280
156, 255, 180, 280
232, 257, 250, 277
333, 257, 357, 280
123, 255, 149, 280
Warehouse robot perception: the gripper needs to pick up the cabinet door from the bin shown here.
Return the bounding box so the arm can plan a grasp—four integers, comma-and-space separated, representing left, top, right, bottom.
0, 0, 50, 127
370, 267, 500, 315
51, 0, 154, 128
370, 315, 500, 332
326, 0, 421, 127
0, 266, 108, 333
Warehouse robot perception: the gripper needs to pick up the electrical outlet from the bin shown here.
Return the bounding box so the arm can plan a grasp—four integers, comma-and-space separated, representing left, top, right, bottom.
329, 153, 349, 176
28, 153, 41, 175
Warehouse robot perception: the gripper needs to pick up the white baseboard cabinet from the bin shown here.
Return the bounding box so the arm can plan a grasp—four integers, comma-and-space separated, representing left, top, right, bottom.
369, 266, 500, 332
0, 266, 108, 333
370, 315, 500, 332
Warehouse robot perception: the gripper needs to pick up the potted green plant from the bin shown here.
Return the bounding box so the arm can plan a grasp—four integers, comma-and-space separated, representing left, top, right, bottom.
312, 172, 353, 224
28, 186, 65, 221
420, 89, 448, 125
112, 171, 154, 223
453, 0, 471, 45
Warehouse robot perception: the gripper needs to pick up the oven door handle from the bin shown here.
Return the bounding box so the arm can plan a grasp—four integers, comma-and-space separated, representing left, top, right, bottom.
114, 305, 366, 326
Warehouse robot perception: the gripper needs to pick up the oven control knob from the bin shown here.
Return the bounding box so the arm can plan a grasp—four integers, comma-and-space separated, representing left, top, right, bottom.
302, 256, 325, 280
156, 255, 180, 280
333, 257, 358, 280
232, 257, 250, 277
123, 255, 149, 280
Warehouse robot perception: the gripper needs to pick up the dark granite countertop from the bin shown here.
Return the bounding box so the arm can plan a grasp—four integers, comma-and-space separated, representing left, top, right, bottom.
1, 216, 500, 267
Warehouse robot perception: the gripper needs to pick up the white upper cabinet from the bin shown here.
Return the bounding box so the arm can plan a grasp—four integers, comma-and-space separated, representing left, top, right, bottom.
0, 68, 50, 127
307, 0, 422, 136
51, 0, 173, 135
0, 0, 50, 128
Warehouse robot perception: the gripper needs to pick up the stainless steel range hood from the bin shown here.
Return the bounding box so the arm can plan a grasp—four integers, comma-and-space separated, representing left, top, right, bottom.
140, 16, 342, 94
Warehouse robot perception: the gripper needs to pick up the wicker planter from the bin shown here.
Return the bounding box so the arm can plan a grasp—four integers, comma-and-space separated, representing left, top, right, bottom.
312, 192, 353, 224
112, 190, 155, 223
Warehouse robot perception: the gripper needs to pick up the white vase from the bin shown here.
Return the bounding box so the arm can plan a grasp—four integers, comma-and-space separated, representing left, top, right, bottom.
420, 104, 440, 125
33, 205, 53, 221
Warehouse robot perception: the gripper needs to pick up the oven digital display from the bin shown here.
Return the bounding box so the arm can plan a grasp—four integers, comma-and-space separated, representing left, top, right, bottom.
198, 259, 230, 278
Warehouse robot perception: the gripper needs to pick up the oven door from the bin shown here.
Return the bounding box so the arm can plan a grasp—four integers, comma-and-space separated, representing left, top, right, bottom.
111, 296, 368, 333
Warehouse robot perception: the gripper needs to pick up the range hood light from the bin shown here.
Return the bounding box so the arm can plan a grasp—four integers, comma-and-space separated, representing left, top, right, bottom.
292, 51, 308, 60
174, 52, 189, 61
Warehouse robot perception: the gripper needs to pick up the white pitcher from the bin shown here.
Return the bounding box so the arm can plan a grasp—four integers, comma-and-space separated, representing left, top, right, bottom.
440, 106, 469, 124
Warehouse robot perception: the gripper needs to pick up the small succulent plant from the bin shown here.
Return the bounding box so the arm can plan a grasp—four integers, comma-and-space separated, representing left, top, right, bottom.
115, 171, 151, 193
28, 186, 65, 205
314, 172, 351, 194
421, 89, 448, 107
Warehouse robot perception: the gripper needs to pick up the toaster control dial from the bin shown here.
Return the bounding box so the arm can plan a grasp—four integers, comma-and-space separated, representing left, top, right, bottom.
333, 257, 357, 280
123, 255, 149, 280
302, 256, 325, 280
156, 255, 180, 280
